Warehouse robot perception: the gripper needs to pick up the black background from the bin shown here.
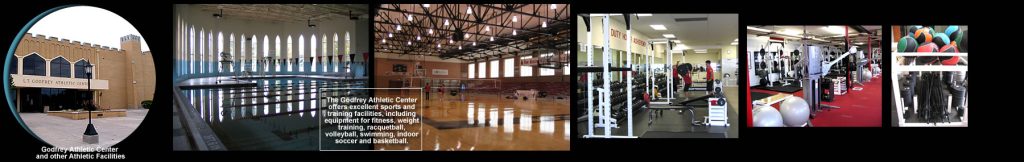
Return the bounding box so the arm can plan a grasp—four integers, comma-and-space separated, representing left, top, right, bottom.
2, 0, 979, 161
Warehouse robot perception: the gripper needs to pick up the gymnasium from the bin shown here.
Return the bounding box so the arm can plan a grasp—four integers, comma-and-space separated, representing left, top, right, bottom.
374, 4, 571, 150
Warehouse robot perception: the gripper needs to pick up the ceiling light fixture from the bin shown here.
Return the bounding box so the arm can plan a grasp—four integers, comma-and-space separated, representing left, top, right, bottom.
650, 25, 667, 30
663, 34, 676, 38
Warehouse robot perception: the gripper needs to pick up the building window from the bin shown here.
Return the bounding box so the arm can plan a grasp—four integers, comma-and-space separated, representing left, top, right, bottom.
564, 62, 569, 75
334, 33, 339, 72
540, 53, 555, 76
520, 56, 533, 77
23, 54, 45, 76
10, 57, 17, 74
50, 57, 71, 78
489, 60, 499, 78
468, 63, 475, 79
229, 33, 235, 73
75, 60, 90, 78
287, 35, 293, 72
478, 62, 486, 78
503, 58, 514, 78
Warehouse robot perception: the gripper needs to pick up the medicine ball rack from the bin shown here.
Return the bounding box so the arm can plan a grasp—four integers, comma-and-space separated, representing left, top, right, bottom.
892, 52, 968, 127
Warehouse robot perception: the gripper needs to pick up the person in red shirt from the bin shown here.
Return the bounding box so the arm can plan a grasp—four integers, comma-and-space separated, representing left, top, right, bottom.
706, 60, 714, 92
682, 67, 692, 98
672, 61, 681, 93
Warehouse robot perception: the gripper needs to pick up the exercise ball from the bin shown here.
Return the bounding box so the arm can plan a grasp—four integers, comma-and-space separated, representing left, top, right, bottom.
932, 33, 950, 47
752, 105, 784, 127
863, 69, 873, 79
897, 36, 918, 52
779, 97, 810, 127
945, 25, 961, 44
914, 28, 932, 44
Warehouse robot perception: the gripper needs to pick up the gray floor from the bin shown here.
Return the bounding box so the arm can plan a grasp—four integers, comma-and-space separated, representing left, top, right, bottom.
578, 87, 739, 138
21, 109, 148, 147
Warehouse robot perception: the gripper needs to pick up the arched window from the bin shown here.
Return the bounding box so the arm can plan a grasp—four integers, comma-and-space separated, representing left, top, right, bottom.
50, 57, 71, 77
10, 56, 17, 74
75, 60, 90, 78
23, 54, 45, 76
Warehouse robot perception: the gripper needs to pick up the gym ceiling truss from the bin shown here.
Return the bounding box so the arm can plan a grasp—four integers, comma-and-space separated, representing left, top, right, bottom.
375, 4, 570, 61
194, 4, 369, 23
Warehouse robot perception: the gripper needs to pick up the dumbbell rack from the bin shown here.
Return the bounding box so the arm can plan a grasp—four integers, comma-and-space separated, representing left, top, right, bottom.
892, 52, 968, 127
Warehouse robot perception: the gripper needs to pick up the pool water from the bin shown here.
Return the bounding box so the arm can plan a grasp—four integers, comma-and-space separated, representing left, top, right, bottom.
182, 78, 368, 150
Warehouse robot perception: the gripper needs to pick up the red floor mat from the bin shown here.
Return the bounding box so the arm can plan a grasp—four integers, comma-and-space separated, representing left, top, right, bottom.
750, 76, 882, 127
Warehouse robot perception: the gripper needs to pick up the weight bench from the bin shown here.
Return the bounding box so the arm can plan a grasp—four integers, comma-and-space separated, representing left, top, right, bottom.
647, 94, 713, 126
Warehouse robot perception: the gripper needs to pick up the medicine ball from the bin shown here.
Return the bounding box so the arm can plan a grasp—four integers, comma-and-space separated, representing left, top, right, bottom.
907, 26, 922, 37
940, 43, 960, 65
945, 25, 962, 44
914, 28, 932, 44
932, 33, 950, 47
917, 42, 939, 52
915, 43, 940, 64
959, 30, 968, 52
897, 36, 918, 52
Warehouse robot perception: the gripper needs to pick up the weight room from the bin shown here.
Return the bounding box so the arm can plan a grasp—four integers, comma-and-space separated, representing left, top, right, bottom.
577, 13, 739, 138
747, 25, 883, 127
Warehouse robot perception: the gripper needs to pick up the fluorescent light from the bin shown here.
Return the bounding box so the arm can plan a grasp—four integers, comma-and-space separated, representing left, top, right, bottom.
855, 42, 865, 45
663, 34, 676, 38
780, 29, 802, 36
730, 42, 738, 45
694, 49, 707, 53
422, 4, 429, 8
747, 26, 771, 32
637, 14, 653, 17
589, 13, 618, 16
650, 25, 667, 30
588, 14, 622, 17
824, 26, 846, 35
734, 38, 738, 42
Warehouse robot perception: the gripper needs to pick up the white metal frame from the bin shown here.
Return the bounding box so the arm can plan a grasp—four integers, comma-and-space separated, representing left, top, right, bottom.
892, 52, 968, 127
583, 14, 638, 138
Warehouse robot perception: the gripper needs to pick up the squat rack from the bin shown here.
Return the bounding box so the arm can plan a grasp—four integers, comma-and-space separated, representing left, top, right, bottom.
579, 13, 637, 138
